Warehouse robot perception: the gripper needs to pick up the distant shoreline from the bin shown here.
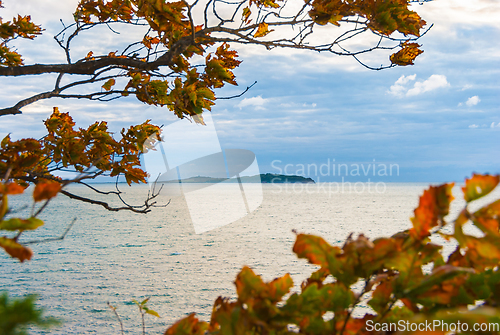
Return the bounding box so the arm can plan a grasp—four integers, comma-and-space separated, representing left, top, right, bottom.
85, 173, 316, 184
82, 177, 461, 185
157, 173, 316, 184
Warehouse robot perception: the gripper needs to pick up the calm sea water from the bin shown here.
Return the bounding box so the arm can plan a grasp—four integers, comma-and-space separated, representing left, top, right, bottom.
1, 183, 497, 334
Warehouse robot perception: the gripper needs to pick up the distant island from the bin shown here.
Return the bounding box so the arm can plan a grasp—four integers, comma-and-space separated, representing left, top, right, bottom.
160, 173, 315, 184
257, 173, 315, 184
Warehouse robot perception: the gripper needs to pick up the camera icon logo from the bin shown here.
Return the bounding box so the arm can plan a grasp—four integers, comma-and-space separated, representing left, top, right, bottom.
142, 113, 262, 233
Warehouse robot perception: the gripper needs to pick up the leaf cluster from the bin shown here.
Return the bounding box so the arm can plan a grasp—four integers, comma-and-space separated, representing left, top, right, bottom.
0, 0, 42, 67
0, 177, 60, 262
1, 108, 161, 186
0, 109, 165, 261
0, 292, 60, 335
163, 173, 500, 334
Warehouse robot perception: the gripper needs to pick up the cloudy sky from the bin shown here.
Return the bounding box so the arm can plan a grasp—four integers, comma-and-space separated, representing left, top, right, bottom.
0, 0, 499, 182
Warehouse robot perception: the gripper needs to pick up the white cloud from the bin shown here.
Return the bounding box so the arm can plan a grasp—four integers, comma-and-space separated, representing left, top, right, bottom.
389, 74, 449, 97
406, 75, 450, 97
236, 96, 268, 110
466, 96, 481, 107
388, 74, 416, 96
396, 74, 417, 85
467, 122, 499, 129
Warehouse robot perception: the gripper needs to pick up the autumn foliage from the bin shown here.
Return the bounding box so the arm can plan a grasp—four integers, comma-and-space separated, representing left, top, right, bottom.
0, 0, 428, 118
161, 173, 500, 334
0, 108, 160, 186
3, 1, 491, 334
0, 109, 162, 262
0, 0, 42, 67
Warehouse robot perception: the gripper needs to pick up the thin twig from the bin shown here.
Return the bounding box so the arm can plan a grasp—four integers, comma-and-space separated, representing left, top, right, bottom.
24, 218, 77, 245
107, 302, 125, 335
217, 81, 257, 99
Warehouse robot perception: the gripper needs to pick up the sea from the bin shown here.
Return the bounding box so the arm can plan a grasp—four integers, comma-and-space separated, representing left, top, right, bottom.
1, 182, 497, 334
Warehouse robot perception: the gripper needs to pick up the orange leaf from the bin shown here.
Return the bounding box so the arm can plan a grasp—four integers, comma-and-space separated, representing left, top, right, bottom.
164, 313, 208, 335
410, 183, 454, 239
0, 182, 25, 195
0, 237, 33, 262
462, 173, 500, 202
33, 181, 61, 202
85, 51, 95, 60
473, 200, 500, 237
267, 273, 293, 302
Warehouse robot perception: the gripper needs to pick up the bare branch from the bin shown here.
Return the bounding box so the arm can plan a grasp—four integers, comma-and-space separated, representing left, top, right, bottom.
23, 218, 77, 245
217, 80, 257, 99
60, 189, 153, 213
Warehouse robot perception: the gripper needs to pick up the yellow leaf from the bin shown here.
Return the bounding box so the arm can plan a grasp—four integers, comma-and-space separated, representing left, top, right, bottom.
0, 217, 44, 231
145, 309, 160, 318
254, 22, 273, 38
390, 41, 423, 66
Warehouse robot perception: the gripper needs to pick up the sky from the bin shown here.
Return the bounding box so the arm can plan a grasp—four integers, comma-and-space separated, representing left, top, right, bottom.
0, 0, 499, 183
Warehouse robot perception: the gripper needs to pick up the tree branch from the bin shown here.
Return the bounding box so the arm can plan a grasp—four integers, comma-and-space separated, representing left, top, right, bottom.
60, 189, 153, 213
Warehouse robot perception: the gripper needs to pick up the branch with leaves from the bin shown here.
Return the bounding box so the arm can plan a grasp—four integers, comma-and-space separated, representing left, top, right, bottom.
0, 0, 430, 120
0, 108, 168, 212
0, 108, 170, 261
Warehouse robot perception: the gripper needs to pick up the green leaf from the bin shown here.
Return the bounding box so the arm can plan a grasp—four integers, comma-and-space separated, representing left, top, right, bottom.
0, 292, 60, 333
368, 277, 393, 313
0, 217, 44, 231
102, 78, 116, 91
463, 173, 500, 202
405, 265, 474, 298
